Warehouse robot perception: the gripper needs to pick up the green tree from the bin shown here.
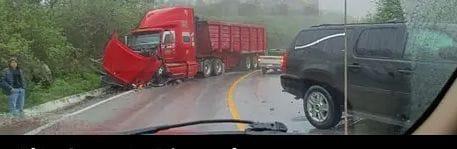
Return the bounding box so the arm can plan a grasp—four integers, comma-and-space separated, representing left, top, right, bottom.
0, 0, 163, 112
408, 0, 457, 24
278, 0, 289, 16
369, 0, 405, 23
0, 0, 75, 85
49, 0, 157, 65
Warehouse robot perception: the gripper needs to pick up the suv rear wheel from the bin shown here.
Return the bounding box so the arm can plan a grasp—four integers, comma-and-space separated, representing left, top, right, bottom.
303, 85, 341, 129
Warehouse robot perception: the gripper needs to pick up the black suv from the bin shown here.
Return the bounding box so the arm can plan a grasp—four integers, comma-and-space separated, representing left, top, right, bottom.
281, 22, 457, 129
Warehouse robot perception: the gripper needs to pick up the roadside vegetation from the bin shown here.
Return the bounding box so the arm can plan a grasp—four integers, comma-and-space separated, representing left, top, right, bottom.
0, 73, 99, 112
0, 0, 151, 113
0, 0, 367, 113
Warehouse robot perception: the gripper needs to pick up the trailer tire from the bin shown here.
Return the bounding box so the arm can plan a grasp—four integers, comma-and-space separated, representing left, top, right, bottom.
261, 67, 267, 74
211, 59, 224, 76
251, 55, 259, 70
240, 56, 252, 71
202, 59, 212, 78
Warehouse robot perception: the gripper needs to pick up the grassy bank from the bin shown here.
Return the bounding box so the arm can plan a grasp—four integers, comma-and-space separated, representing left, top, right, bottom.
0, 73, 101, 113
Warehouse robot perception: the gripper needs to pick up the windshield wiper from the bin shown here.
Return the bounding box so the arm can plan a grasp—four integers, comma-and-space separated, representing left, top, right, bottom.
121, 119, 288, 135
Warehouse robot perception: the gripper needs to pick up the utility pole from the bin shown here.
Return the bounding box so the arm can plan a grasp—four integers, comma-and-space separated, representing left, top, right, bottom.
343, 0, 349, 136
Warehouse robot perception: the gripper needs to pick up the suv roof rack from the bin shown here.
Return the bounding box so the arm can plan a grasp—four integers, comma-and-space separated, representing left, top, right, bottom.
311, 20, 406, 28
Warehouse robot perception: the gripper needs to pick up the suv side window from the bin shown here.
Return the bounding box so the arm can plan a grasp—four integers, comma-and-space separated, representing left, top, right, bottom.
324, 35, 344, 54
404, 28, 457, 61
356, 27, 405, 58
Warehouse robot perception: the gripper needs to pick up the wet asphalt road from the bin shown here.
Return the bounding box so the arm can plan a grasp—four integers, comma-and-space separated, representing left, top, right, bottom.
21, 70, 327, 135
10, 70, 400, 135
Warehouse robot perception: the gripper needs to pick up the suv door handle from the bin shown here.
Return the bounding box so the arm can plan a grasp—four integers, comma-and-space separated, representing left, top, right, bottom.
348, 63, 362, 69
397, 69, 413, 75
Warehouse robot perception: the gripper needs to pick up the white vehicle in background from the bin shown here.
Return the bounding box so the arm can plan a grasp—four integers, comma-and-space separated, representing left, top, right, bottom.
259, 49, 286, 74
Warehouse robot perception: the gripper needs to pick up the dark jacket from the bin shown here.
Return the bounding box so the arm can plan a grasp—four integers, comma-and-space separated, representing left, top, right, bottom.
1, 68, 26, 95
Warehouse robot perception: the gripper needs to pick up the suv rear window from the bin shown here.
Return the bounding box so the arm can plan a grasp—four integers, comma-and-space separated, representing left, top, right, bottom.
356, 27, 405, 58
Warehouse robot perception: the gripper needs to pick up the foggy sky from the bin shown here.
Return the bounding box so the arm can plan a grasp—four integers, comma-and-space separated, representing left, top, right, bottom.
319, 0, 376, 18
165, 0, 376, 18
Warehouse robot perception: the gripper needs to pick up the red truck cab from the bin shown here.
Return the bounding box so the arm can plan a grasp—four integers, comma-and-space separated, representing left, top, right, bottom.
103, 7, 267, 87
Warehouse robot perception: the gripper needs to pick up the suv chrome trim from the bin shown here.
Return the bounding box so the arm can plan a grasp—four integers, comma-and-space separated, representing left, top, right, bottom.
295, 33, 345, 50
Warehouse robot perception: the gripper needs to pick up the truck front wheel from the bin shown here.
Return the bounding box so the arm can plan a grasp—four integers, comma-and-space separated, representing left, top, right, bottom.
211, 59, 224, 76
152, 66, 167, 86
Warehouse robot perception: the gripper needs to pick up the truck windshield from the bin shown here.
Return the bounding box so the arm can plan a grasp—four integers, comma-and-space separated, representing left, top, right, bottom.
129, 33, 160, 51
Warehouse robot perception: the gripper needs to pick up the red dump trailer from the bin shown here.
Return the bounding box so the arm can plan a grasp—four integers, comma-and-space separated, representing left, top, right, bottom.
102, 7, 267, 87
196, 21, 267, 70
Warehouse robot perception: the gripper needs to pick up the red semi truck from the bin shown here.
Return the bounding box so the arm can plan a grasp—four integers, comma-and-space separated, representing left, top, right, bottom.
102, 7, 267, 87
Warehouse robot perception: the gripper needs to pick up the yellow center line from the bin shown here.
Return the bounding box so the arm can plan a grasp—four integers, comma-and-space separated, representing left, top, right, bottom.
226, 70, 260, 131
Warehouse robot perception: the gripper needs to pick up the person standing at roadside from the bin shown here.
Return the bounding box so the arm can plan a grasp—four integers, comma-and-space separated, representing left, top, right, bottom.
1, 57, 26, 117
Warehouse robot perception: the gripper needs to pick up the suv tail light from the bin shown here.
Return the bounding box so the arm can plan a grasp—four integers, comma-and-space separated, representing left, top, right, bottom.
280, 51, 288, 73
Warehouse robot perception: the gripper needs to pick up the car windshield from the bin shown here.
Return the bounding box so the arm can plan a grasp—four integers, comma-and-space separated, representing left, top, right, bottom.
1, 0, 456, 136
